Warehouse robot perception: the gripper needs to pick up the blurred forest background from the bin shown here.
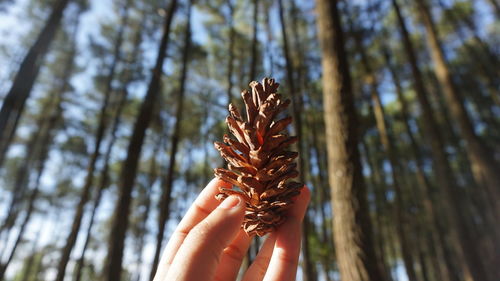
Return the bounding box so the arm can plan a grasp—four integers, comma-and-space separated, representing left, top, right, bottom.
0, 0, 498, 280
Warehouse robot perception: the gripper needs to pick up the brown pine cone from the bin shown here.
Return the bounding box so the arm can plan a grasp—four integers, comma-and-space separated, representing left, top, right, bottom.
213, 78, 302, 236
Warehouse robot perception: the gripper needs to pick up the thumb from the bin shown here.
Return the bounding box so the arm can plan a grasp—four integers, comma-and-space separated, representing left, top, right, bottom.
165, 195, 245, 281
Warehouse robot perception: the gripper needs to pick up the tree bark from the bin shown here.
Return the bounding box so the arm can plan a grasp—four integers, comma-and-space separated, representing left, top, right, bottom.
315, 1, 383, 280
149, 2, 191, 279
103, 1, 178, 280
0, 0, 71, 168
392, 1, 490, 280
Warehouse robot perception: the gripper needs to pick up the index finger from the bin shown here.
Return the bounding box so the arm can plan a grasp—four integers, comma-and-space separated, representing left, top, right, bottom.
153, 178, 231, 281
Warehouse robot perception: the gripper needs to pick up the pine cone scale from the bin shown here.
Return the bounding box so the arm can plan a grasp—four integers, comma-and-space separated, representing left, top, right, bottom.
214, 78, 303, 236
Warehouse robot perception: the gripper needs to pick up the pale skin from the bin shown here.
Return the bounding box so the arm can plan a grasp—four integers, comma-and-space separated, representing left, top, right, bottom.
153, 178, 311, 281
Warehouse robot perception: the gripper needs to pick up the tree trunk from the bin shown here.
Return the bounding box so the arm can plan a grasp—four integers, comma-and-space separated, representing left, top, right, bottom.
0, 0, 71, 168
0, 110, 21, 170
415, 0, 500, 222
392, 1, 490, 281
361, 140, 395, 281
20, 227, 42, 281
54, 5, 130, 280
72, 10, 144, 281
264, 3, 274, 75
315, 1, 383, 280
72, 89, 125, 281
437, 0, 500, 98
277, 0, 316, 280
201, 91, 211, 186
226, 1, 235, 105
383, 48, 457, 281
289, 0, 306, 93
386, 218, 399, 281
0, 125, 39, 245
486, 0, 500, 18
430, 75, 500, 278
249, 0, 259, 81
0, 114, 53, 280
0, 87, 63, 251
0, 14, 79, 242
350, 21, 418, 281
71, 179, 104, 281
103, 1, 178, 279
405, 173, 436, 281
133, 139, 160, 281
415, 232, 431, 281
0, 7, 78, 262
149, 2, 191, 279
0, 182, 39, 280
306, 113, 333, 281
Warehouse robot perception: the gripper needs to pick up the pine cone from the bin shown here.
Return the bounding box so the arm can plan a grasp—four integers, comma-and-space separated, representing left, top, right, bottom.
213, 78, 302, 236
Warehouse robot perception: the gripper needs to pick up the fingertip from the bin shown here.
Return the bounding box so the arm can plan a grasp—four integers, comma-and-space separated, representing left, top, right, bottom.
193, 178, 232, 211
218, 195, 245, 212
206, 177, 232, 192
287, 185, 311, 220
300, 185, 311, 202
201, 195, 245, 239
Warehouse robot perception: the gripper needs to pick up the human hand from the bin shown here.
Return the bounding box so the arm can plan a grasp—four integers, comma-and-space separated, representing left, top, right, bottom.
153, 178, 310, 281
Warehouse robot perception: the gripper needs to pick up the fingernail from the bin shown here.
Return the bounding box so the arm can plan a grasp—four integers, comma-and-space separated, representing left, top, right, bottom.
219, 195, 241, 209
